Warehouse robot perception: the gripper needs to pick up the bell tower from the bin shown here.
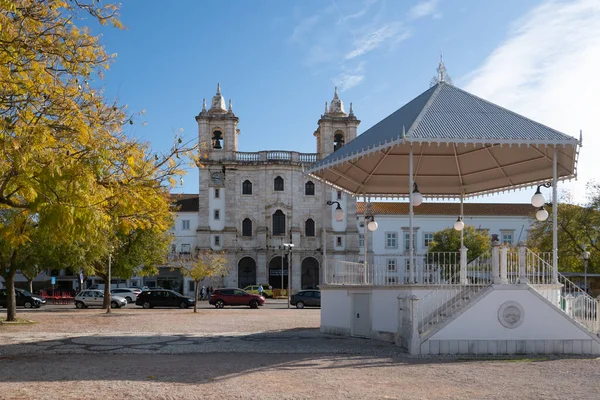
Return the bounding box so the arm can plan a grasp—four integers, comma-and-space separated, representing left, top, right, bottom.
195, 83, 240, 161
314, 87, 360, 160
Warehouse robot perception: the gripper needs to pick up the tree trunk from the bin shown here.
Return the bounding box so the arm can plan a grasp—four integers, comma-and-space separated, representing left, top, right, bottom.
28, 279, 33, 294
102, 275, 111, 313
5, 268, 17, 322
194, 280, 200, 313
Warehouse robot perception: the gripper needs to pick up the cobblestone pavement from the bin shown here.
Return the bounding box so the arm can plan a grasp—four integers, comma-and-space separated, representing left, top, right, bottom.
1, 308, 599, 399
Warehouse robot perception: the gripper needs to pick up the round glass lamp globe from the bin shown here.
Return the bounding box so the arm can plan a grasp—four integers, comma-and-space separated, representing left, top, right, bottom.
531, 193, 546, 208
367, 220, 378, 231
412, 192, 423, 207
454, 220, 465, 231
536, 208, 549, 221
334, 208, 344, 221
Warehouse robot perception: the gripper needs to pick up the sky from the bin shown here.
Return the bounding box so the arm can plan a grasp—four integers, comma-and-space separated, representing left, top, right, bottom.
91, 0, 600, 205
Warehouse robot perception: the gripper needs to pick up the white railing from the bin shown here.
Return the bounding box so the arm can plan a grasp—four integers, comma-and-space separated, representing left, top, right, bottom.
507, 250, 520, 284
325, 259, 365, 285
526, 249, 553, 284
266, 151, 291, 161
466, 251, 493, 286
558, 273, 599, 333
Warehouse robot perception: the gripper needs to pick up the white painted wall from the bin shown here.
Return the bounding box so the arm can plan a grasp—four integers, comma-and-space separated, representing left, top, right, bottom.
209, 187, 225, 231
430, 286, 592, 341
321, 289, 351, 329
171, 211, 199, 253
366, 214, 532, 255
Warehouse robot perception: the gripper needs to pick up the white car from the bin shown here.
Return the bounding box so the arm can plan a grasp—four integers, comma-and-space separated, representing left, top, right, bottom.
75, 290, 127, 309
111, 288, 138, 303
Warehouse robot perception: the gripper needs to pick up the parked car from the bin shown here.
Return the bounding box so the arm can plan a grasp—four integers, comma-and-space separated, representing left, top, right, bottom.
110, 288, 138, 303
135, 289, 195, 309
126, 287, 143, 296
290, 290, 321, 309
74, 290, 127, 309
209, 288, 265, 309
16, 288, 47, 305
0, 288, 43, 308
243, 285, 274, 298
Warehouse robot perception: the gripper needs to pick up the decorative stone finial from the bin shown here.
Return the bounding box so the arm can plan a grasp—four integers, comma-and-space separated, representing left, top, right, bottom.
228, 99, 233, 112
328, 87, 346, 116
324, 101, 328, 114
209, 82, 227, 113
202, 98, 207, 111
349, 102, 354, 116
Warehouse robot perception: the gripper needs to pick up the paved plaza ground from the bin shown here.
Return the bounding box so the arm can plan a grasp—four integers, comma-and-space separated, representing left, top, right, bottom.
0, 302, 599, 399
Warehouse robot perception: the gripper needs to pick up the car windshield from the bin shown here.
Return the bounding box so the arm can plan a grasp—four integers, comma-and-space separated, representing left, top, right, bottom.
18, 289, 33, 296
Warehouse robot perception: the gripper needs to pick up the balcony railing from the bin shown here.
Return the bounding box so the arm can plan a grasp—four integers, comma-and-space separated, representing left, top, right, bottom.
233, 151, 317, 164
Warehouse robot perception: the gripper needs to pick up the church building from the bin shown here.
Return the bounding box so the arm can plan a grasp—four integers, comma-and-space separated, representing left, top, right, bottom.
187, 84, 360, 290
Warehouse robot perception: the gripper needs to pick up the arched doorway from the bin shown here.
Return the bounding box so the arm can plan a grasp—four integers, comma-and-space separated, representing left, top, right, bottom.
269, 256, 288, 289
238, 257, 256, 289
301, 257, 320, 289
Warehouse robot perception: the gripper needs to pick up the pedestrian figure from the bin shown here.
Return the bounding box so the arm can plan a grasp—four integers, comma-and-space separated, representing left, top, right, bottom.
258, 284, 264, 297
200, 285, 206, 301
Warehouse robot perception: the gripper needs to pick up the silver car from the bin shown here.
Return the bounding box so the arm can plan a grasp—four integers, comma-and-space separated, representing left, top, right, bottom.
74, 290, 127, 309
110, 288, 138, 303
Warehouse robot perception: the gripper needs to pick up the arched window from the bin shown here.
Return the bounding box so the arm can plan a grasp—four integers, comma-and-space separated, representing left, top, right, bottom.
272, 210, 286, 236
333, 131, 345, 152
305, 219, 315, 237
242, 180, 252, 195
242, 218, 252, 237
274, 176, 284, 191
212, 130, 223, 149
305, 181, 315, 196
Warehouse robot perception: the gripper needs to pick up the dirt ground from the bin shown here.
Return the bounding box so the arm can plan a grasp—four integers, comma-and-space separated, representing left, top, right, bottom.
0, 307, 599, 399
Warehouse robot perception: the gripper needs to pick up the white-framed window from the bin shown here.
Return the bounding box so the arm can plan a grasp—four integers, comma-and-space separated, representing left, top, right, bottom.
358, 234, 364, 248
336, 236, 343, 247
214, 188, 220, 199
385, 232, 397, 248
214, 209, 220, 220
403, 232, 416, 252
501, 231, 514, 246
387, 259, 397, 272
336, 190, 342, 200
182, 220, 190, 230
214, 235, 221, 246
423, 232, 433, 248
170, 244, 176, 254
387, 276, 398, 284
404, 259, 411, 283
181, 244, 191, 254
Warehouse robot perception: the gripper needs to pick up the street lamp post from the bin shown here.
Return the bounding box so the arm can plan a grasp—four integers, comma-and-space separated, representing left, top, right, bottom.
283, 243, 294, 308
582, 250, 591, 293
106, 251, 112, 314
325, 200, 344, 284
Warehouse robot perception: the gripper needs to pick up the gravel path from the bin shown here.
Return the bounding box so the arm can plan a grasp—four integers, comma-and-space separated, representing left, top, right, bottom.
0, 307, 599, 399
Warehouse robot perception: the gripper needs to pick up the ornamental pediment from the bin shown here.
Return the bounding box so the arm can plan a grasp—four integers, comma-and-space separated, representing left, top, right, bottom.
265, 201, 291, 210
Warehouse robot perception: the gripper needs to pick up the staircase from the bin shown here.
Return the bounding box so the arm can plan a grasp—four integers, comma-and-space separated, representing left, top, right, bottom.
417, 285, 488, 338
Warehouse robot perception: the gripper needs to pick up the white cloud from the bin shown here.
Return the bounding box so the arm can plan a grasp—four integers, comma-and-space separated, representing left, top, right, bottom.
408, 0, 440, 20
345, 23, 411, 60
290, 14, 321, 43
464, 0, 600, 202
334, 62, 367, 91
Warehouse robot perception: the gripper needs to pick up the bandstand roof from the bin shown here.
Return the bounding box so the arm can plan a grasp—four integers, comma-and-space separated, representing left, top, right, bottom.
307, 82, 580, 198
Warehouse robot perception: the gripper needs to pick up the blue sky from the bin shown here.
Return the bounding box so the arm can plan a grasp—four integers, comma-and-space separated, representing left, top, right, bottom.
92, 0, 600, 204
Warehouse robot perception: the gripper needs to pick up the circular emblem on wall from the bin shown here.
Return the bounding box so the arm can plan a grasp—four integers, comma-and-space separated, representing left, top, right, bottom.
498, 301, 524, 329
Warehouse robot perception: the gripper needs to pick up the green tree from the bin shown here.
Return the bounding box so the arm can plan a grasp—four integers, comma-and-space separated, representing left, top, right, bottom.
428, 225, 491, 262
0, 1, 200, 320
527, 201, 600, 274
172, 251, 229, 313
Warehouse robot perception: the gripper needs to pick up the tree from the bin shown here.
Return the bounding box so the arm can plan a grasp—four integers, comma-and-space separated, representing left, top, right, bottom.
172, 251, 229, 313
428, 225, 491, 262
527, 200, 600, 274
0, 1, 200, 320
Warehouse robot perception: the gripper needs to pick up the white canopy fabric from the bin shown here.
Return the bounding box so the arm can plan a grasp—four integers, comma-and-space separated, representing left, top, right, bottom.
308, 82, 580, 198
